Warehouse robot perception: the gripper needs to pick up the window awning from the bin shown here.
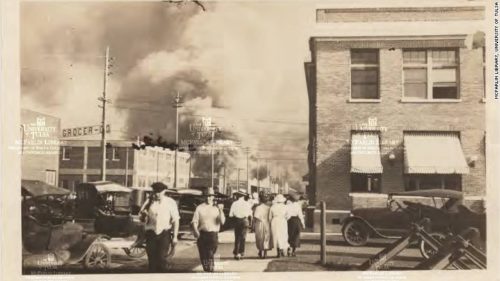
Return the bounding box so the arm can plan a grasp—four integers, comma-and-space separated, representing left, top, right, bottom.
404, 132, 469, 174
350, 132, 383, 174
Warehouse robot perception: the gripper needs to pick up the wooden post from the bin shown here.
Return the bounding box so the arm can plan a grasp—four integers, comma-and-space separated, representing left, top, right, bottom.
320, 201, 326, 265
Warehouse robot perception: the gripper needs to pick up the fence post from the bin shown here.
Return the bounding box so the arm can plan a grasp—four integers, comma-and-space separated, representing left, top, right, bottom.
320, 201, 326, 265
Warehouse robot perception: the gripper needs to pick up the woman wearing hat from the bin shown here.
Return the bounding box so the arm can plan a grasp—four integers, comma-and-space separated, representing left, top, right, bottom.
286, 193, 305, 257
269, 194, 290, 257
191, 187, 226, 272
253, 193, 273, 258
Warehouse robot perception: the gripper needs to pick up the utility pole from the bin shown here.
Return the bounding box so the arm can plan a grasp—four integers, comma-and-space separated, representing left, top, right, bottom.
99, 46, 111, 181
188, 150, 193, 188
257, 158, 260, 189
211, 129, 215, 189
266, 159, 269, 189
222, 163, 226, 195
20, 125, 25, 155
172, 92, 183, 189
237, 168, 243, 193
245, 147, 250, 194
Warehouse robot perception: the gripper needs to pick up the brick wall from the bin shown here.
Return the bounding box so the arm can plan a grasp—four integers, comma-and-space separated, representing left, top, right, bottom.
313, 42, 485, 211
59, 146, 84, 169
59, 141, 135, 187
87, 146, 132, 169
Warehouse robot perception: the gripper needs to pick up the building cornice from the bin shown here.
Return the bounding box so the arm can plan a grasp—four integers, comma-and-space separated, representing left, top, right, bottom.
319, 6, 484, 14
316, 6, 485, 23
311, 35, 467, 49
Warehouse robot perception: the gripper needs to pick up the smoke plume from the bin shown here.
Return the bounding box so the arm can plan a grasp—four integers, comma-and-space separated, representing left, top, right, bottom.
21, 1, 313, 192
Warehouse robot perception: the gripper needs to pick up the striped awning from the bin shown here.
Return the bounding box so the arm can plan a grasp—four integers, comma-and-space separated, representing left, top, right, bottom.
404, 132, 469, 174
350, 132, 383, 174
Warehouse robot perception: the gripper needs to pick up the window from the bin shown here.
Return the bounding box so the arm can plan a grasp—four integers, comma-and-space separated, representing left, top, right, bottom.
105, 147, 120, 161
351, 174, 381, 193
403, 49, 459, 100
350, 49, 379, 99
62, 147, 71, 160
112, 148, 120, 161
405, 175, 461, 191
45, 170, 56, 185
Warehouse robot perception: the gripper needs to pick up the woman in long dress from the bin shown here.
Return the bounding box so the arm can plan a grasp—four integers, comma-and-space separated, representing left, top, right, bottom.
269, 194, 289, 258
253, 194, 273, 258
287, 194, 305, 256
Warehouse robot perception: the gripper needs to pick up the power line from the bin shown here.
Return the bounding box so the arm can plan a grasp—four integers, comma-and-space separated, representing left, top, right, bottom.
111, 104, 165, 113
180, 113, 308, 125
110, 105, 308, 126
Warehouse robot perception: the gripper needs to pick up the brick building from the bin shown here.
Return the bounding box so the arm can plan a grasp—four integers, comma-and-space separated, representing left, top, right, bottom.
305, 3, 486, 226
59, 140, 190, 190
21, 109, 61, 186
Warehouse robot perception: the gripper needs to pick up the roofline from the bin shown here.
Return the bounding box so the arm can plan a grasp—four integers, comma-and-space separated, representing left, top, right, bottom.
314, 6, 485, 12
310, 34, 468, 42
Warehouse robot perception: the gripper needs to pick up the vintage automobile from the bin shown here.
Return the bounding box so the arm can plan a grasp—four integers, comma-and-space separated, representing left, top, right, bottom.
341, 189, 486, 258
22, 180, 111, 270
74, 181, 137, 237
129, 186, 180, 215
176, 188, 232, 229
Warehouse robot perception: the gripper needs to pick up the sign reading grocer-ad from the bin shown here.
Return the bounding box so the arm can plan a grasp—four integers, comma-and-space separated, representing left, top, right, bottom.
62, 124, 111, 137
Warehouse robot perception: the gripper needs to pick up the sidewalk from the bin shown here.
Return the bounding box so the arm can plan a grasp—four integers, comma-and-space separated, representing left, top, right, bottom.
181, 229, 256, 244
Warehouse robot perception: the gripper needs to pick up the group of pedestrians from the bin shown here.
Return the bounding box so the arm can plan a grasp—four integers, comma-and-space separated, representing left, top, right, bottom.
140, 183, 225, 273
230, 191, 305, 260
139, 182, 305, 273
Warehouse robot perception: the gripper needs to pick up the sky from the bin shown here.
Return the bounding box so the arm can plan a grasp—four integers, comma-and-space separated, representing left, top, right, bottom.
20, 1, 317, 188
21, 0, 483, 189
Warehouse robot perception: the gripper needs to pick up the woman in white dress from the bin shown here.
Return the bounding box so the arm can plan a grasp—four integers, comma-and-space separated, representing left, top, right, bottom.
253, 194, 272, 258
269, 194, 289, 258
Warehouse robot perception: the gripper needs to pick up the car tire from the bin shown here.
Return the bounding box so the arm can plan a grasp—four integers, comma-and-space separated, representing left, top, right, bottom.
84, 243, 111, 270
123, 246, 147, 258
342, 220, 370, 247
419, 232, 446, 259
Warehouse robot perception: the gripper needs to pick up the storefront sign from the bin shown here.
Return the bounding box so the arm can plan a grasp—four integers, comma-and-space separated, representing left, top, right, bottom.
62, 124, 111, 137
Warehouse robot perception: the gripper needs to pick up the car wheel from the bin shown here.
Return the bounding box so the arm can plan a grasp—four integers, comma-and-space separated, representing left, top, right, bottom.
123, 246, 146, 258
343, 220, 370, 246
419, 232, 446, 259
84, 243, 111, 270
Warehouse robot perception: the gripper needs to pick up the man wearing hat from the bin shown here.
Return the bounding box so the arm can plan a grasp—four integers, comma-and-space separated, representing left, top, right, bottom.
191, 187, 226, 272
140, 182, 180, 272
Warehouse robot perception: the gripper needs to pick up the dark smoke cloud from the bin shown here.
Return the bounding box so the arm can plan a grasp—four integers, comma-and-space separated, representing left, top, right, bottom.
21, 2, 204, 109
21, 1, 310, 191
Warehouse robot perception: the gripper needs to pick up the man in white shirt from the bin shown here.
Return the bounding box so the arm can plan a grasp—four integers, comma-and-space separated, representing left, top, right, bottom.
229, 192, 253, 260
191, 187, 226, 272
140, 182, 180, 272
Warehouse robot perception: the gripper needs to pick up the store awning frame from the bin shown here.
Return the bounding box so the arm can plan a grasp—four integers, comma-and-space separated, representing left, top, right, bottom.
350, 131, 383, 174
404, 132, 469, 174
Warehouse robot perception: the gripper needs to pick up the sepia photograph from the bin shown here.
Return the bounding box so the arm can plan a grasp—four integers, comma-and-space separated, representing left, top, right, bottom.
1, 0, 499, 280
